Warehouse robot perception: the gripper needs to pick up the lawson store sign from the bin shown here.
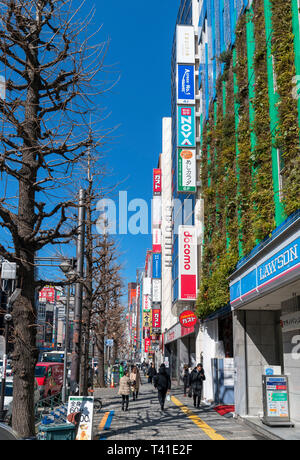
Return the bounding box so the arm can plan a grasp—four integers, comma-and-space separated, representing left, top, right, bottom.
230, 236, 300, 308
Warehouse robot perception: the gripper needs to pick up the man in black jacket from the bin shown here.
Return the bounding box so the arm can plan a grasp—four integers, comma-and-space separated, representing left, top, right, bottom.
189, 363, 205, 408
154, 364, 171, 411
147, 362, 157, 384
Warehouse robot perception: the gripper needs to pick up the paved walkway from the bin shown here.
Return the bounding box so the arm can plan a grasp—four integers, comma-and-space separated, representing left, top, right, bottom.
93, 377, 267, 441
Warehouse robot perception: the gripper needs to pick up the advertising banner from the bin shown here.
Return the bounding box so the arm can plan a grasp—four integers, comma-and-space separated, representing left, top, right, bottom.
176, 25, 195, 64
178, 226, 198, 300
177, 65, 195, 105
177, 106, 196, 148
153, 169, 162, 196
152, 279, 161, 303
152, 253, 162, 279
177, 149, 196, 193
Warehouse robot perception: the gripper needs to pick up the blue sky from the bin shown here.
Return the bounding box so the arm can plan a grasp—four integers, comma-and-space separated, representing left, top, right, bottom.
93, 1, 180, 295
0, 0, 180, 301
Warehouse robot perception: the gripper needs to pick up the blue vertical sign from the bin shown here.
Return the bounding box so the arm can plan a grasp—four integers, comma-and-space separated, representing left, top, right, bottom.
177, 64, 195, 104
152, 254, 162, 279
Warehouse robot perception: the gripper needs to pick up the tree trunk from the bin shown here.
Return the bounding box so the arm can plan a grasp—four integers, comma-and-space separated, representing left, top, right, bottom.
11, 264, 38, 437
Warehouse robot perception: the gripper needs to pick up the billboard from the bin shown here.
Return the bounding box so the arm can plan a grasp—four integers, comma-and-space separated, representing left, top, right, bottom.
178, 226, 197, 300
152, 253, 162, 279
176, 25, 195, 64
177, 149, 196, 193
177, 106, 196, 148
153, 169, 162, 196
177, 65, 195, 105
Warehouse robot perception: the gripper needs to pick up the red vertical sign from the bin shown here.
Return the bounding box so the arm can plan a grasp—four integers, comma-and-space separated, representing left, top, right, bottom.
153, 169, 162, 196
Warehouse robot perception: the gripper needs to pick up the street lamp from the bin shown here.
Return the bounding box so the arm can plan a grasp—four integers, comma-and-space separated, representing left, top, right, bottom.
59, 260, 76, 404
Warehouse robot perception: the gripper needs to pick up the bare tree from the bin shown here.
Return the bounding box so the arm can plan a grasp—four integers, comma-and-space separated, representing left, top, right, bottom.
0, 0, 111, 436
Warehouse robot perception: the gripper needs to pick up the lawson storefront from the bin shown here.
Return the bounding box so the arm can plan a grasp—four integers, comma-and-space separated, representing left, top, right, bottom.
229, 211, 300, 423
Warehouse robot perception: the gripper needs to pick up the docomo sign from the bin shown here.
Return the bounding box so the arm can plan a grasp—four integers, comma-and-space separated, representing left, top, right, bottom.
179, 310, 197, 328
179, 226, 197, 300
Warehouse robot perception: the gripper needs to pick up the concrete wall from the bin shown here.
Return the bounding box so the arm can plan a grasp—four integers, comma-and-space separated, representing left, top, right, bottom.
233, 310, 282, 417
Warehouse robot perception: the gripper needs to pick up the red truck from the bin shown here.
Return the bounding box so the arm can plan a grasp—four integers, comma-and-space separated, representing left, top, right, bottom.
35, 362, 64, 399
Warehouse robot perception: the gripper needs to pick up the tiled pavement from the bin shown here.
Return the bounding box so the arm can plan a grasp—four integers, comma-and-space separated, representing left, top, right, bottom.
93, 377, 268, 441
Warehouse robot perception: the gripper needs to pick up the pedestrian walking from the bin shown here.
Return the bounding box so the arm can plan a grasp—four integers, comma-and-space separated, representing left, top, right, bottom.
118, 370, 132, 411
153, 364, 171, 412
189, 363, 206, 408
130, 365, 142, 400
182, 364, 190, 397
147, 362, 157, 384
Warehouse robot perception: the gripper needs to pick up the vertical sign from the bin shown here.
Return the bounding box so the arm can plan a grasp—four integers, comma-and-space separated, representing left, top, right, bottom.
177, 65, 195, 105
152, 228, 162, 253
177, 149, 196, 193
178, 226, 198, 300
176, 25, 195, 64
152, 309, 161, 331
152, 253, 162, 279
177, 106, 196, 148
153, 169, 162, 196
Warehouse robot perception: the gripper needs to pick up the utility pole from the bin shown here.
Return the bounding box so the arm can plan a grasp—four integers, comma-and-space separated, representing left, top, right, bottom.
70, 188, 86, 395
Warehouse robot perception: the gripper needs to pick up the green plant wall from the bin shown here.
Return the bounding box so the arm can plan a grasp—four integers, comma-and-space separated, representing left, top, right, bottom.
196, 0, 300, 320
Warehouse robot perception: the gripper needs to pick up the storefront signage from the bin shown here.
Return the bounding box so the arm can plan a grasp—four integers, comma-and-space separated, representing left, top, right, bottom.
176, 25, 195, 64
178, 226, 198, 300
165, 323, 181, 344
177, 65, 195, 105
262, 376, 291, 424
177, 106, 196, 148
67, 396, 94, 441
179, 310, 197, 328
177, 149, 196, 193
152, 253, 162, 279
230, 235, 300, 308
153, 169, 162, 196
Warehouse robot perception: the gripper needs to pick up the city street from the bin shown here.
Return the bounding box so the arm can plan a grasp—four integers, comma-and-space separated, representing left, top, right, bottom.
93, 377, 267, 441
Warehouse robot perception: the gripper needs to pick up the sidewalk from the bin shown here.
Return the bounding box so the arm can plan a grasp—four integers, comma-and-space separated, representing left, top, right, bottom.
92, 378, 268, 441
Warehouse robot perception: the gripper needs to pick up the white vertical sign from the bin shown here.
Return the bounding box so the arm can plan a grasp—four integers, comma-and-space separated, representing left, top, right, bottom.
176, 25, 195, 64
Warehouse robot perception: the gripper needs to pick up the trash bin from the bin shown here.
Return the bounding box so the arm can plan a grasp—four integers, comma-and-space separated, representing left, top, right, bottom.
38, 423, 76, 441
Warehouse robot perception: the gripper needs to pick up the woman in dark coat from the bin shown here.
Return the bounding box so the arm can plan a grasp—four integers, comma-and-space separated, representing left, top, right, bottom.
189, 363, 205, 408
154, 364, 171, 411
